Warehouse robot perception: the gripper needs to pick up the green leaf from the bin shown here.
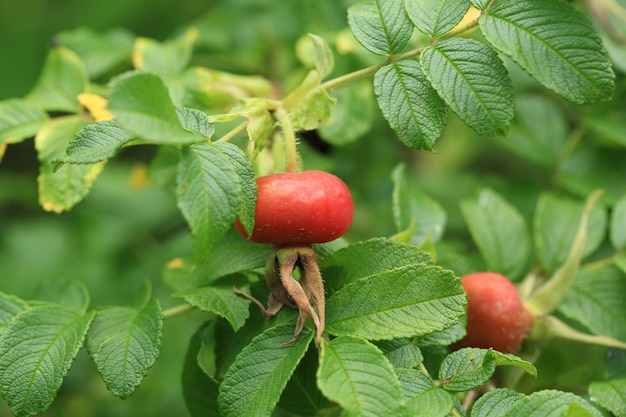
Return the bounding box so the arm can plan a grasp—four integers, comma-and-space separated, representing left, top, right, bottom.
176, 143, 241, 262
0, 305, 95, 417
405, 0, 470, 38
289, 82, 336, 131
176, 107, 214, 138
86, 300, 162, 399
392, 163, 446, 246
533, 193, 607, 274
215, 142, 257, 237
320, 238, 432, 293
415, 320, 466, 347
218, 324, 313, 417
615, 253, 626, 276
374, 61, 448, 150
32, 279, 90, 313
175, 285, 251, 332
407, 387, 453, 417
35, 116, 104, 213
493, 94, 568, 167
56, 27, 134, 79
26, 46, 89, 113
53, 120, 136, 167
502, 390, 604, 417
492, 351, 537, 377
319, 80, 374, 146
460, 188, 531, 281
396, 368, 434, 398
0, 99, 48, 146
107, 71, 203, 144
375, 338, 423, 369
0, 292, 28, 336
470, 388, 525, 417
317, 336, 407, 417
347, 0, 413, 55
589, 379, 626, 417
302, 33, 334, 80
440, 348, 496, 392
611, 193, 626, 250
470, 0, 491, 10
479, 0, 615, 104
182, 324, 220, 417
558, 265, 626, 342
421, 38, 514, 137
133, 28, 197, 78
326, 263, 465, 340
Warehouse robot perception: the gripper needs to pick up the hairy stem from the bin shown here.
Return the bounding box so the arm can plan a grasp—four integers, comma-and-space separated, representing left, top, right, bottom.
274, 108, 298, 173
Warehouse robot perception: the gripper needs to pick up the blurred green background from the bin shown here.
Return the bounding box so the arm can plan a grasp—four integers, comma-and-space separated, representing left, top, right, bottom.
1, 0, 625, 415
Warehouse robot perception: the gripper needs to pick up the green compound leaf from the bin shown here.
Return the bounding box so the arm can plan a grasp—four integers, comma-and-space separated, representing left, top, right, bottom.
35, 116, 104, 213
26, 46, 89, 113
326, 263, 465, 340
317, 336, 407, 417
175, 284, 251, 332
470, 388, 525, 417
502, 389, 604, 417
392, 163, 446, 247
460, 188, 531, 281
0, 99, 48, 146
218, 325, 313, 417
421, 38, 514, 137
182, 324, 220, 417
611, 193, 626, 250
214, 141, 257, 236
176, 143, 240, 262
374, 61, 448, 150
320, 237, 432, 293
56, 27, 134, 79
347, 0, 413, 55
0, 305, 95, 417
533, 193, 607, 274
589, 379, 626, 417
479, 0, 614, 104
86, 300, 163, 399
107, 71, 204, 144
133, 28, 197, 78
0, 292, 28, 336
558, 265, 626, 342
405, 0, 470, 38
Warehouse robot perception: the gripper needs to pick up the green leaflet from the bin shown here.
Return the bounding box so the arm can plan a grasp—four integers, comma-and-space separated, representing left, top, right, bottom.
175, 284, 251, 332
182, 324, 220, 417
317, 336, 407, 417
375, 338, 423, 369
176, 143, 241, 262
0, 292, 28, 336
392, 163, 446, 247
86, 300, 163, 399
480, 0, 614, 104
374, 60, 448, 150
56, 27, 134, 79
0, 99, 48, 146
439, 348, 496, 392
589, 379, 626, 417
218, 325, 313, 417
325, 263, 465, 340
611, 193, 626, 250
26, 46, 89, 113
470, 388, 525, 417
502, 389, 604, 416
421, 38, 514, 137
35, 116, 104, 213
347, 0, 413, 55
0, 305, 95, 417
405, 0, 470, 38
460, 188, 531, 281
107, 71, 204, 144
133, 28, 197, 78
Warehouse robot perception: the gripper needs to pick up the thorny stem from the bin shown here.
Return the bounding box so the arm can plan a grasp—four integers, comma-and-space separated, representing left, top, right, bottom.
274, 108, 299, 173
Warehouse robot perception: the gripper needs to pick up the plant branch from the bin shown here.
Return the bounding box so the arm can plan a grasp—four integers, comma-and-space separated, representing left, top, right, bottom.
216, 119, 249, 142
163, 303, 193, 319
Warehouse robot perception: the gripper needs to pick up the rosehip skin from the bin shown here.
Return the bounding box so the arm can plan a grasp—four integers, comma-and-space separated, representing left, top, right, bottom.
453, 272, 533, 354
235, 170, 354, 245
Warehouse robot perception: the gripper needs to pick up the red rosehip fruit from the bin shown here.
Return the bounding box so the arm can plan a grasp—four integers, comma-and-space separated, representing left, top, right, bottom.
452, 272, 533, 354
235, 170, 354, 245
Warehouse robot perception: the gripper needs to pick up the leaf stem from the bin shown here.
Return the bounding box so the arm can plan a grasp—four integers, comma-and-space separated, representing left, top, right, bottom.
274, 108, 298, 173
216, 119, 249, 142
163, 303, 192, 319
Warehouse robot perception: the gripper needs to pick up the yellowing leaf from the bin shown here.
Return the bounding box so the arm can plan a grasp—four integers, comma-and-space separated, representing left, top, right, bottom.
78, 93, 114, 121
